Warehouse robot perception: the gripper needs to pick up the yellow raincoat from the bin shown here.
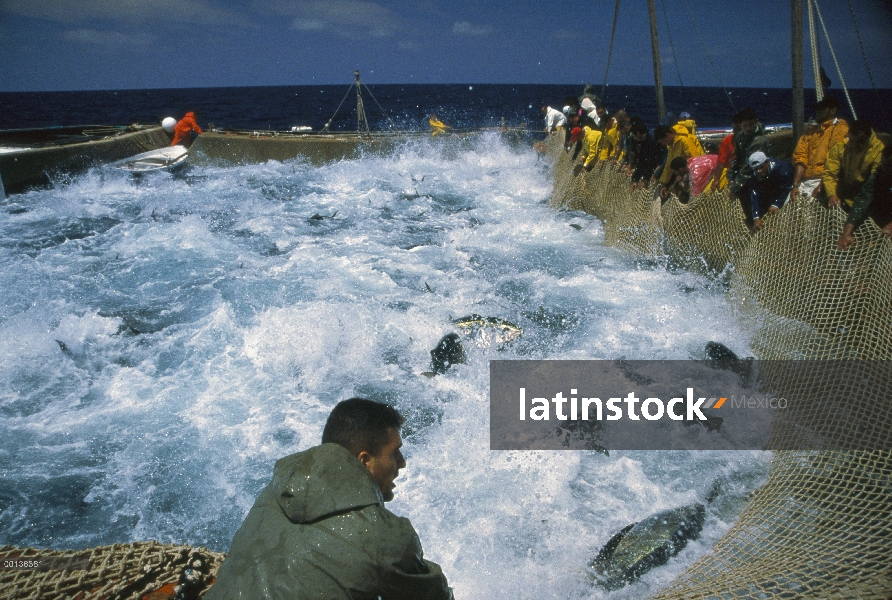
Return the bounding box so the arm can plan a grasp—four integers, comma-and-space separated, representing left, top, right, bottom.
792, 117, 849, 179
822, 132, 885, 205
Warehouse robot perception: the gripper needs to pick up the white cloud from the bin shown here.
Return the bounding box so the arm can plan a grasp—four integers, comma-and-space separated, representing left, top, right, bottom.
0, 0, 251, 27
452, 21, 491, 36
267, 0, 400, 38
63, 28, 153, 47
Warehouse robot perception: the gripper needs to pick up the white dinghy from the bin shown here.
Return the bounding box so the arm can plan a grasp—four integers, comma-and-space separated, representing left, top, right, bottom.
112, 145, 188, 173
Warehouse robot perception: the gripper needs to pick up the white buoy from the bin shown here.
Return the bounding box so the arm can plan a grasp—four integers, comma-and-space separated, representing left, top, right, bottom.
161, 117, 177, 133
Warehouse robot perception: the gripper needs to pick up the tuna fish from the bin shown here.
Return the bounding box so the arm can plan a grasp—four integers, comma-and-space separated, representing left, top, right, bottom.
424, 333, 466, 377
451, 314, 522, 348
589, 503, 706, 591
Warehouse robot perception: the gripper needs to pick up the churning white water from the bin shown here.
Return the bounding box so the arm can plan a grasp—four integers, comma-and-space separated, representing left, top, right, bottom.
0, 134, 770, 598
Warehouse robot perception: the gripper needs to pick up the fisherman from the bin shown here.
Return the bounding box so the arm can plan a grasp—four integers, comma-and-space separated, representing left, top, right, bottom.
429, 114, 449, 136
665, 156, 692, 204
746, 151, 794, 232
599, 113, 618, 162
170, 111, 202, 147
656, 124, 704, 200
791, 95, 849, 198
727, 108, 770, 224
542, 105, 567, 134
837, 144, 892, 250
206, 398, 452, 600
673, 111, 705, 156
626, 121, 663, 192
576, 121, 604, 173
822, 119, 884, 210
709, 113, 741, 191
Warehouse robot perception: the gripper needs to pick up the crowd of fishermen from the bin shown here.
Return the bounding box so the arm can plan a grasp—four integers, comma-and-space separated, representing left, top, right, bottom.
542, 86, 890, 248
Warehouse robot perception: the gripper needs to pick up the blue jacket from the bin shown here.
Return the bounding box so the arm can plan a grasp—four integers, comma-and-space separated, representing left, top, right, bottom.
750, 159, 794, 220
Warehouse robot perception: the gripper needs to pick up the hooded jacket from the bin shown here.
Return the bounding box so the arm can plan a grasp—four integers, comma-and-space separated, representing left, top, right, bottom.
792, 117, 849, 179
206, 444, 451, 600
171, 112, 202, 146
658, 127, 704, 185
822, 132, 885, 203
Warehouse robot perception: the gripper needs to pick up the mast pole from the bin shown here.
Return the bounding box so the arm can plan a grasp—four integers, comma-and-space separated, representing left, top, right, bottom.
792, 0, 805, 142
647, 0, 666, 123
355, 70, 368, 135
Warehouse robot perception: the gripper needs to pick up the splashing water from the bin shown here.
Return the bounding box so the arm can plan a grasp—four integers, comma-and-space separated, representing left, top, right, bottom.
0, 134, 770, 598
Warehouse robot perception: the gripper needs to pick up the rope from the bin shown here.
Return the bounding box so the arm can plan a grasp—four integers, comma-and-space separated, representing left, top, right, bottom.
320, 82, 356, 133
361, 82, 401, 132
658, 0, 687, 109
601, 0, 622, 101
680, 0, 736, 113
808, 0, 824, 102
812, 0, 857, 119
847, 0, 887, 122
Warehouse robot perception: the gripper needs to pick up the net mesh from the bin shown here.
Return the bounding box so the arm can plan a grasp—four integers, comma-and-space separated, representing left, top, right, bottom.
0, 542, 224, 600
545, 134, 892, 598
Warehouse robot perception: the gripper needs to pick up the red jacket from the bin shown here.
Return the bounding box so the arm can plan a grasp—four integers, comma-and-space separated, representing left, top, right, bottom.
171, 112, 202, 146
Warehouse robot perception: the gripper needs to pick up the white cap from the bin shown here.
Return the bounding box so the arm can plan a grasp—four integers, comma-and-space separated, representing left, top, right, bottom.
748, 151, 769, 169
680, 111, 691, 119
161, 117, 177, 133
562, 106, 572, 116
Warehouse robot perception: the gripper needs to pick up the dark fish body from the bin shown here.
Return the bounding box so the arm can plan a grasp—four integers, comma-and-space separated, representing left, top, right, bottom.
429, 333, 466, 375
590, 503, 706, 591
705, 341, 753, 384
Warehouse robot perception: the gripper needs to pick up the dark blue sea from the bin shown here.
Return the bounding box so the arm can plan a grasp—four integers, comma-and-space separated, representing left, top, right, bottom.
1, 84, 891, 132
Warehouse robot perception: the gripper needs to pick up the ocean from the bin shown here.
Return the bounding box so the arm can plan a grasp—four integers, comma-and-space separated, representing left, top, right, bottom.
2, 84, 891, 133
0, 83, 883, 597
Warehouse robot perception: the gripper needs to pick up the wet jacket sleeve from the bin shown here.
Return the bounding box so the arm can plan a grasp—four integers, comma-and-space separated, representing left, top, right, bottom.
583, 129, 603, 168
379, 528, 452, 600
822, 141, 844, 197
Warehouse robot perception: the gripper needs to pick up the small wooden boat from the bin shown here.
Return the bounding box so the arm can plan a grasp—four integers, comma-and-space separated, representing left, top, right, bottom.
111, 145, 188, 173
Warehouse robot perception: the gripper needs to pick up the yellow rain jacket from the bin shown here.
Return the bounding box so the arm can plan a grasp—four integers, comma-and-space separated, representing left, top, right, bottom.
581, 126, 603, 168
792, 117, 849, 179
822, 132, 885, 205
659, 129, 704, 185
599, 122, 619, 161
673, 119, 705, 155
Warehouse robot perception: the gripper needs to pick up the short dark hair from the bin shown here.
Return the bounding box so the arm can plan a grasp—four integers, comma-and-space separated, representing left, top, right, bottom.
670, 156, 688, 170
322, 398, 405, 456
736, 108, 758, 123
849, 119, 872, 137
655, 125, 673, 141
814, 95, 840, 111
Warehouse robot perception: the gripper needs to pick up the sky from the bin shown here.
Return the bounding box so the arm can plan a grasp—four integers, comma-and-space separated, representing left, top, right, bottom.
1, 0, 890, 91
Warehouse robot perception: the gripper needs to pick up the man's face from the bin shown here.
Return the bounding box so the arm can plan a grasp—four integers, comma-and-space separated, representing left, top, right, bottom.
849, 130, 870, 149
633, 130, 646, 141
815, 106, 836, 123
659, 132, 675, 147
364, 428, 406, 502
754, 161, 771, 180
740, 119, 758, 136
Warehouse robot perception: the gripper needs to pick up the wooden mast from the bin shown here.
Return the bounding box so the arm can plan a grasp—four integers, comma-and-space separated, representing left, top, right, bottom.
792, 0, 805, 142
647, 0, 666, 123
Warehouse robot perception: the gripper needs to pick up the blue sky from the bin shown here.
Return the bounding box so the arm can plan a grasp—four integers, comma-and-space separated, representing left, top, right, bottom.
1, 0, 890, 91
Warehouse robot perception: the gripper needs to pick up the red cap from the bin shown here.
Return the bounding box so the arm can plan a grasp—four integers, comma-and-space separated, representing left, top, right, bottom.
570, 127, 583, 143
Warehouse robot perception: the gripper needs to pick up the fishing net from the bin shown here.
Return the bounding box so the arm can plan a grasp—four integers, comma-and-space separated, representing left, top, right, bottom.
0, 542, 224, 600
546, 135, 892, 599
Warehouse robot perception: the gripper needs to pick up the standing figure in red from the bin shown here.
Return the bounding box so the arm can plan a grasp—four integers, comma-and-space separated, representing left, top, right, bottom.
171, 112, 202, 147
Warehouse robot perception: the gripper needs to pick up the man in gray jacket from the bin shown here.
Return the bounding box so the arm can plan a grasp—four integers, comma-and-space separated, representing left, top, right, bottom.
207, 398, 452, 600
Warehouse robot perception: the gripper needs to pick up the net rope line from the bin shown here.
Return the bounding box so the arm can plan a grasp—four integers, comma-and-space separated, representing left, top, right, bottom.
680, 0, 737, 113
846, 0, 887, 123
320, 81, 356, 134
544, 134, 892, 599
812, 0, 857, 119
808, 0, 824, 102
600, 0, 622, 101
658, 0, 687, 105
361, 82, 401, 132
